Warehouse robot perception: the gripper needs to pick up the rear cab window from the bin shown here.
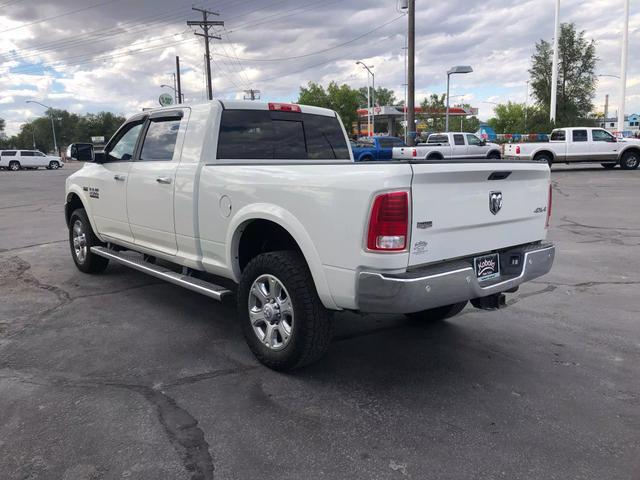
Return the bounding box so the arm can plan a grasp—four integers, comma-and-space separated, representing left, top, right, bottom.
216, 109, 349, 160
572, 130, 588, 142
550, 130, 566, 141
427, 135, 449, 144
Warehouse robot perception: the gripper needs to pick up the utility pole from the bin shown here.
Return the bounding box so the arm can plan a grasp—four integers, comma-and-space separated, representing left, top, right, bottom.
406, 0, 415, 145
175, 56, 183, 104
524, 80, 529, 132
172, 73, 177, 104
243, 89, 261, 100
550, 0, 560, 123
188, 7, 223, 101
618, 0, 629, 136
604, 94, 609, 128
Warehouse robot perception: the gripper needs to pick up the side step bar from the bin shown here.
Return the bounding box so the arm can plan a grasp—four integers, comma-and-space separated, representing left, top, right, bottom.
91, 246, 232, 301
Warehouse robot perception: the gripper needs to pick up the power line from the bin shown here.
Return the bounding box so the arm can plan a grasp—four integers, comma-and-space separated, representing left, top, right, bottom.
0, 0, 124, 34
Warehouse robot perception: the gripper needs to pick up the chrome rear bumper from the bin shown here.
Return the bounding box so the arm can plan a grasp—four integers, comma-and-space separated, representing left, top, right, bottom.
357, 243, 555, 314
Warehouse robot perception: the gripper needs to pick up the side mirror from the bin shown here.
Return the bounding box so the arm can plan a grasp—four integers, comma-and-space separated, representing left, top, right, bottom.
93, 151, 106, 163
480, 139, 486, 146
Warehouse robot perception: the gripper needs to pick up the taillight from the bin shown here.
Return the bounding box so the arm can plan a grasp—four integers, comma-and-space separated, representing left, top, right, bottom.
367, 192, 409, 251
516, 146, 521, 154
412, 148, 417, 157
546, 183, 552, 228
268, 102, 301, 112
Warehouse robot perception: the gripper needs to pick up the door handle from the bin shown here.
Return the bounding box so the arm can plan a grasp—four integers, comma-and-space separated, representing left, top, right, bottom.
156, 177, 172, 184
113, 174, 126, 181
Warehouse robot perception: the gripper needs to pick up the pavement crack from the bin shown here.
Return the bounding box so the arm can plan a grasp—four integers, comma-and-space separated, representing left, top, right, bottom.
0, 239, 68, 254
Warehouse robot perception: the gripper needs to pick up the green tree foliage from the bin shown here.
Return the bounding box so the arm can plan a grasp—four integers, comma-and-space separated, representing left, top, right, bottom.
0, 110, 126, 152
420, 93, 446, 132
488, 102, 555, 134
357, 87, 397, 108
0, 117, 5, 135
529, 22, 598, 125
297, 81, 361, 128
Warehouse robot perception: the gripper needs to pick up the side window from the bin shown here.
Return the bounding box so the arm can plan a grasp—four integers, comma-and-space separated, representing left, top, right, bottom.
377, 138, 393, 148
550, 130, 566, 141
572, 130, 588, 142
466, 134, 482, 146
107, 122, 144, 162
36, 151, 45, 156
217, 110, 273, 159
20, 151, 34, 156
3, 151, 16, 156
304, 114, 349, 159
592, 129, 615, 142
139, 118, 181, 161
453, 134, 465, 146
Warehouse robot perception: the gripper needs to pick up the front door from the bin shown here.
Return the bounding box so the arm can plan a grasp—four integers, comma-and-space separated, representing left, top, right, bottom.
90, 120, 145, 243
126, 111, 185, 256
465, 134, 486, 157
590, 129, 619, 161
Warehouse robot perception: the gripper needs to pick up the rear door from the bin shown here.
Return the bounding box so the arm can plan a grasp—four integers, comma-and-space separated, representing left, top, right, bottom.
19, 151, 36, 167
568, 129, 590, 162
126, 109, 187, 256
408, 161, 550, 267
452, 134, 467, 158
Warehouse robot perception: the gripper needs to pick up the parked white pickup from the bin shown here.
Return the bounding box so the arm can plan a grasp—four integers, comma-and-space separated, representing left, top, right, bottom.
393, 132, 502, 161
65, 100, 555, 370
504, 127, 640, 170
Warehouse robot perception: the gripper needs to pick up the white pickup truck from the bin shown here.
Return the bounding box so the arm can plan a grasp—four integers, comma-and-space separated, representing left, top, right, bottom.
65, 100, 555, 370
504, 127, 640, 170
393, 132, 502, 161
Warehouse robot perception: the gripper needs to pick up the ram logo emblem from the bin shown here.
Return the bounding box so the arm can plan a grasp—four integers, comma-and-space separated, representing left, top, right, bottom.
489, 191, 503, 215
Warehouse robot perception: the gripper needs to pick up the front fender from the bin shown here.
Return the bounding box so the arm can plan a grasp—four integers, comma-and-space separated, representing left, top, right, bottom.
226, 203, 339, 310
65, 185, 102, 241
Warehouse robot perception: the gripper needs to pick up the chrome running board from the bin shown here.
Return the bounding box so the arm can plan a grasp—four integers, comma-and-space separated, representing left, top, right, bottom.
91, 246, 232, 301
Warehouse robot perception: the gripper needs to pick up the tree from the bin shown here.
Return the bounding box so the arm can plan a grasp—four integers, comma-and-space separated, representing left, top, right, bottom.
420, 93, 446, 132
0, 117, 5, 135
297, 81, 360, 129
488, 102, 555, 134
529, 22, 598, 125
357, 87, 397, 108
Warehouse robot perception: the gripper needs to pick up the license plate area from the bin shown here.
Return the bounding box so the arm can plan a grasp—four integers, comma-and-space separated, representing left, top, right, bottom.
474, 253, 500, 282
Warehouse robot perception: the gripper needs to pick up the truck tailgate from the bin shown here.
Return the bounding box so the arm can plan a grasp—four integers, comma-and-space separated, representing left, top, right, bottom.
408, 162, 550, 267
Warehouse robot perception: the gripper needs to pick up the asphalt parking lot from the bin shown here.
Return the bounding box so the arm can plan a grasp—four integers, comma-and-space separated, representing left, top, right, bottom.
1, 162, 639, 480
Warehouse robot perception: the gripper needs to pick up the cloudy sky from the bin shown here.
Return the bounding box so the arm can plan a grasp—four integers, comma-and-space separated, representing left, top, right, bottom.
0, 0, 638, 135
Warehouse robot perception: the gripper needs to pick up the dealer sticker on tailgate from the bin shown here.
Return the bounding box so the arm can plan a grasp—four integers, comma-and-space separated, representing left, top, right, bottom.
474, 253, 500, 282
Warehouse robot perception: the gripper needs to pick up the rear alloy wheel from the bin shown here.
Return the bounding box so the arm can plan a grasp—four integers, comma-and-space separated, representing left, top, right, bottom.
601, 162, 616, 169
620, 151, 640, 170
49, 161, 60, 169
9, 161, 20, 171
405, 301, 468, 322
536, 154, 553, 168
238, 251, 333, 371
487, 151, 501, 160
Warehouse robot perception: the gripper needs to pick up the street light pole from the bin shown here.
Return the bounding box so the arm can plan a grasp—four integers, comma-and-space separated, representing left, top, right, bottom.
550, 0, 560, 123
356, 61, 375, 136
406, 0, 415, 145
618, 0, 630, 136
445, 66, 473, 132
26, 100, 57, 154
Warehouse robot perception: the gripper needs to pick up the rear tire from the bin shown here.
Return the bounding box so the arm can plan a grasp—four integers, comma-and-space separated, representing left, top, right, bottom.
620, 151, 640, 170
601, 162, 616, 169
9, 161, 20, 171
405, 301, 468, 323
238, 251, 333, 371
68, 208, 109, 274
535, 154, 553, 168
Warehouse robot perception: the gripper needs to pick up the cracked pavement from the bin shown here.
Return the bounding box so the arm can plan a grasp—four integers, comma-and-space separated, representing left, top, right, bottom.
1, 164, 639, 479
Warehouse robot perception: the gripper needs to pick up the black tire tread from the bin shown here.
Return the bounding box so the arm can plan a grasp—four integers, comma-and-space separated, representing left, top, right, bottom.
620, 150, 640, 170
238, 251, 332, 371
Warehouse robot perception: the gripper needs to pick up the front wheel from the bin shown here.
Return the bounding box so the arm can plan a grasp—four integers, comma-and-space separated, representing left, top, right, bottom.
620, 151, 640, 170
405, 301, 468, 322
49, 161, 60, 169
68, 208, 109, 274
238, 251, 333, 371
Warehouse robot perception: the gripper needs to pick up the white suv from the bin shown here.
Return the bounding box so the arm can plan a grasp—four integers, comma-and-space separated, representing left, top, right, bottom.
0, 150, 64, 170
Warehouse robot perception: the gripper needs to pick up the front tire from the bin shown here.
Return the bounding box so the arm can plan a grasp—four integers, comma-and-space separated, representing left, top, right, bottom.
68, 208, 109, 274
535, 154, 553, 168
49, 161, 60, 169
405, 301, 468, 322
620, 151, 640, 170
238, 251, 333, 371
487, 151, 501, 160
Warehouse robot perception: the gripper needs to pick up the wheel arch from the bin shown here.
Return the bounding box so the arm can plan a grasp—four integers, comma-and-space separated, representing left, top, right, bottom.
426, 151, 444, 161
227, 205, 338, 310
619, 145, 640, 159
64, 188, 100, 237
486, 149, 502, 159
533, 149, 555, 162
